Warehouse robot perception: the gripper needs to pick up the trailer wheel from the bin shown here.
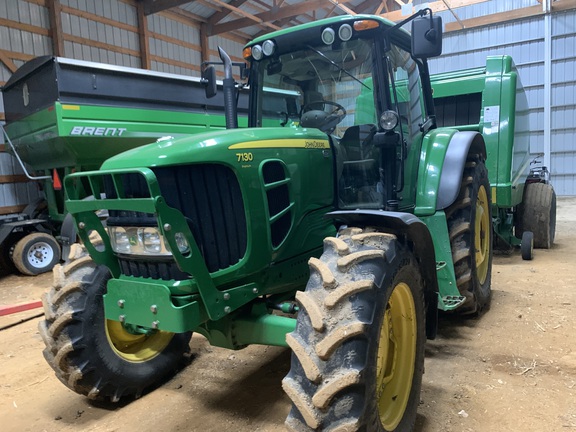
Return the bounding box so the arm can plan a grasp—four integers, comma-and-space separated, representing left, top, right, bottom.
521, 231, 534, 261
446, 157, 492, 314
0, 233, 25, 274
12, 232, 61, 276
516, 182, 556, 249
283, 229, 425, 431
38, 256, 191, 402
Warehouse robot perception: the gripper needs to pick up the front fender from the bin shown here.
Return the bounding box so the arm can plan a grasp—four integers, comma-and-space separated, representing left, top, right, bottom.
415, 130, 487, 215
326, 210, 438, 340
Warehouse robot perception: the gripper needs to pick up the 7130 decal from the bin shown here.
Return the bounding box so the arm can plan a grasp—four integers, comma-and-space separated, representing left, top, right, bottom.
236, 152, 254, 162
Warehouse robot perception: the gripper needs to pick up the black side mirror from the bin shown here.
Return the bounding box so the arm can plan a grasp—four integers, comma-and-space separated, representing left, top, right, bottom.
201, 65, 217, 99
411, 14, 443, 58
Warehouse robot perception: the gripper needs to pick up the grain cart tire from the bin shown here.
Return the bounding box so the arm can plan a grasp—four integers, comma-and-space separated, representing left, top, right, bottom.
516, 182, 556, 249
445, 157, 492, 314
12, 232, 61, 276
38, 256, 191, 402
283, 229, 425, 431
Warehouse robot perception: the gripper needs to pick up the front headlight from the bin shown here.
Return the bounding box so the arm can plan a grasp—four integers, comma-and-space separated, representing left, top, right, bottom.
108, 226, 174, 256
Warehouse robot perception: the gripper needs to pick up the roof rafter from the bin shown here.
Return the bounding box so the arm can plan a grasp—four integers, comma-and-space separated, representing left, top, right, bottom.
207, 0, 249, 25
142, 0, 196, 15
207, 0, 354, 35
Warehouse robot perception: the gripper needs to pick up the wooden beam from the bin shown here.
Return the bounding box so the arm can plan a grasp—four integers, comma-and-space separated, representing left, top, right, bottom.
149, 54, 200, 72
329, 0, 356, 15
0, 204, 28, 216
208, 0, 279, 31
0, 17, 50, 36
160, 8, 204, 26
200, 23, 210, 63
143, 0, 195, 15
445, 4, 542, 31
22, 0, 46, 6
0, 175, 35, 184
382, 0, 489, 21
196, 0, 221, 11
137, 2, 151, 69
0, 50, 34, 63
62, 34, 140, 57
60, 5, 138, 33
552, 0, 576, 13
47, 0, 64, 56
444, 0, 576, 32
209, 0, 354, 35
0, 51, 18, 73
149, 31, 201, 51
207, 0, 249, 25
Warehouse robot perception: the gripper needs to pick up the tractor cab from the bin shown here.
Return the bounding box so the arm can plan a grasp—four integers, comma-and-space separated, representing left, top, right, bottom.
241, 12, 442, 211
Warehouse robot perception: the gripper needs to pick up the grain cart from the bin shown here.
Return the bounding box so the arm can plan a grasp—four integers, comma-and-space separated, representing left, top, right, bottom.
39, 10, 542, 431
0, 56, 248, 275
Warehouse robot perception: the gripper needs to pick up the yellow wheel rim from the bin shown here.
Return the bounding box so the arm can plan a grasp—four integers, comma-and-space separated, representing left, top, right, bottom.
376, 282, 417, 430
475, 185, 490, 284
105, 320, 174, 362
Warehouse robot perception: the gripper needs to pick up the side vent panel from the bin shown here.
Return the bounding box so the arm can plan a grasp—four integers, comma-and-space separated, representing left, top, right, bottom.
262, 161, 293, 248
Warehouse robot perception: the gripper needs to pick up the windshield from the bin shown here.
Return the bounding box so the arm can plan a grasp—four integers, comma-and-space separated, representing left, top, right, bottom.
255, 38, 377, 138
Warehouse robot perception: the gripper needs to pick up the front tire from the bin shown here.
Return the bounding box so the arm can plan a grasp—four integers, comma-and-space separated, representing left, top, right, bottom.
39, 255, 191, 402
283, 229, 426, 431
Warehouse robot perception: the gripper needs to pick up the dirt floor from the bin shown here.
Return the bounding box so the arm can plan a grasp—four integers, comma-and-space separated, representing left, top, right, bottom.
1, 198, 575, 432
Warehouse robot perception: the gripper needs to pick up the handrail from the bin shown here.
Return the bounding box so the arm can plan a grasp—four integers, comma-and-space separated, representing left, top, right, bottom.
0, 124, 51, 181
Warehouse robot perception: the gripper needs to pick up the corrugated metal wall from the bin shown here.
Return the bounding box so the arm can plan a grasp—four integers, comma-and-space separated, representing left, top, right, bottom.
430, 3, 576, 195
2, 1, 575, 195
551, 10, 576, 196
60, 0, 140, 67
0, 0, 49, 218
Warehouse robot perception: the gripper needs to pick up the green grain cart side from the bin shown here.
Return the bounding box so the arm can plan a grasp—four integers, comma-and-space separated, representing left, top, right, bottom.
0, 56, 248, 275
38, 11, 554, 431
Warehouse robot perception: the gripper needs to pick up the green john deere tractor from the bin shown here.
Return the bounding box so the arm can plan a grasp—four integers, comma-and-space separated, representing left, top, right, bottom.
38, 9, 553, 431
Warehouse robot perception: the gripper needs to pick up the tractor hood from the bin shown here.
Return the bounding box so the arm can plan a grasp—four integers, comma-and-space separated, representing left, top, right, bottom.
100, 127, 330, 170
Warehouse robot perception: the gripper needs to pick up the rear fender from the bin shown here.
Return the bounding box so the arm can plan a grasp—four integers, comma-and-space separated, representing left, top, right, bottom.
416, 130, 487, 215
327, 210, 438, 340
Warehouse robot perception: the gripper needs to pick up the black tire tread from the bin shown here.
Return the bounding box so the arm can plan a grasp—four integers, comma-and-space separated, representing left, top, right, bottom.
284, 231, 425, 431
39, 254, 191, 402
516, 182, 556, 249
445, 156, 492, 313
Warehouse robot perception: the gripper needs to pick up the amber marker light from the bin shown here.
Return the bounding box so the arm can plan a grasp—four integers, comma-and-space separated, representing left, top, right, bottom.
354, 20, 379, 31
243, 47, 252, 59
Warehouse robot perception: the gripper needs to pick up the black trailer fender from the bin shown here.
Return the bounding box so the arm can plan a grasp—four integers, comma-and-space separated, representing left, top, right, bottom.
326, 210, 439, 340
436, 131, 487, 210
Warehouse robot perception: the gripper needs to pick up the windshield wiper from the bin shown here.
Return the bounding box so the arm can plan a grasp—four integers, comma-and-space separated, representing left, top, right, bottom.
307, 45, 371, 90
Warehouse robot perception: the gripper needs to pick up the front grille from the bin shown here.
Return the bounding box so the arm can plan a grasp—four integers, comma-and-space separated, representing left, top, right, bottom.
105, 164, 248, 278
118, 257, 189, 280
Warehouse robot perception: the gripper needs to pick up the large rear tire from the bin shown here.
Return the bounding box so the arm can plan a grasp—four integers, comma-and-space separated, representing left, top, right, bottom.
38, 255, 191, 402
283, 229, 426, 431
445, 157, 492, 314
516, 182, 556, 249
